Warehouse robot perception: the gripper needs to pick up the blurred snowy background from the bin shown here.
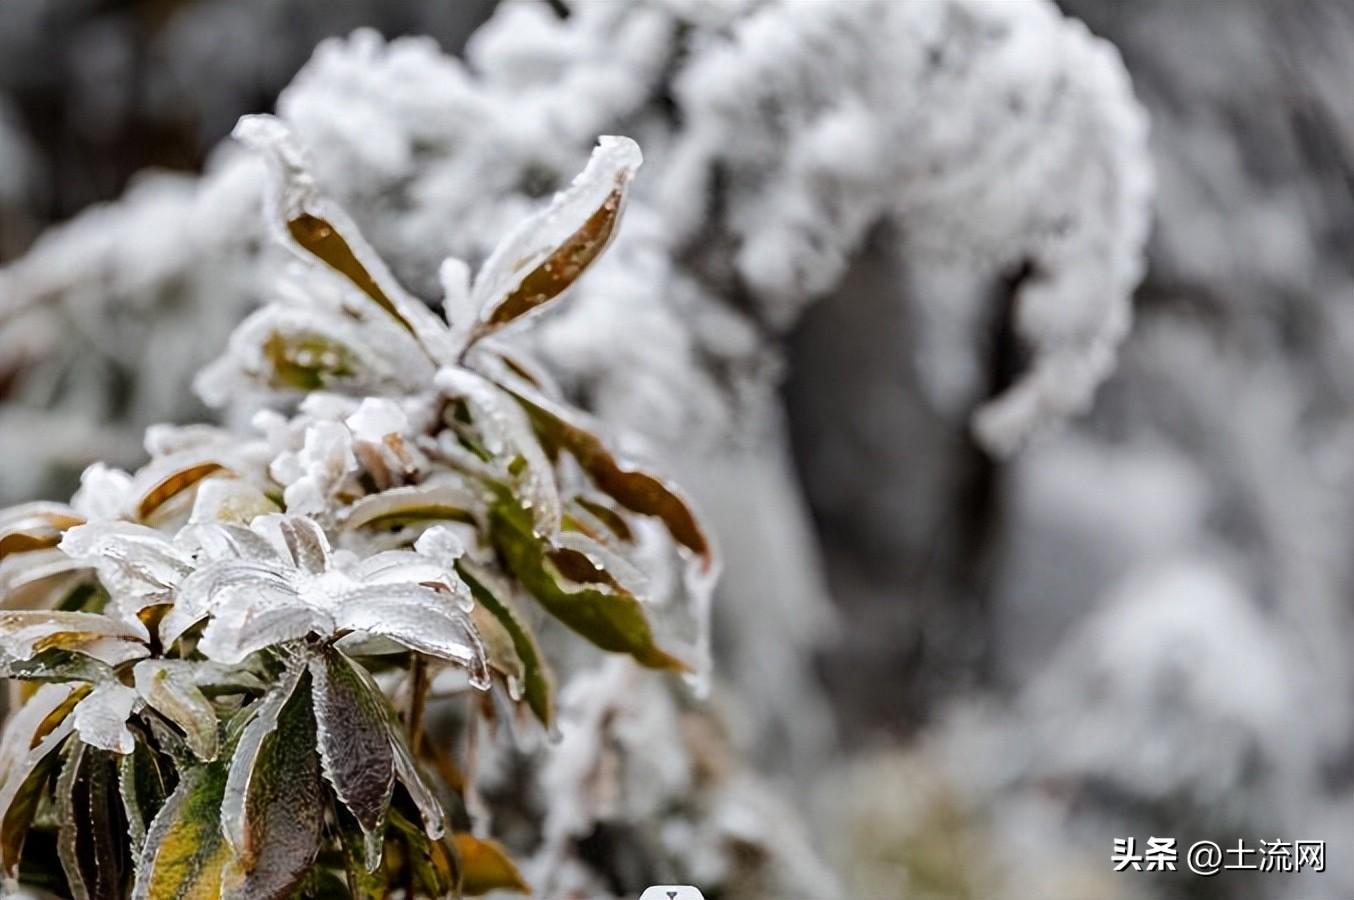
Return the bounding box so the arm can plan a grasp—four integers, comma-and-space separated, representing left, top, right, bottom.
0, 1, 1350, 898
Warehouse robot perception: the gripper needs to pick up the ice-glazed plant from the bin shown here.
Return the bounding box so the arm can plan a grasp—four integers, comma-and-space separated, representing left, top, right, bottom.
0, 114, 716, 899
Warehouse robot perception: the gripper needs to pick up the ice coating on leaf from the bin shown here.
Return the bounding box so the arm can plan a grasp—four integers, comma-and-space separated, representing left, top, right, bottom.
128, 452, 230, 522
471, 136, 642, 336
71, 682, 137, 755
71, 464, 136, 523
58, 522, 191, 627
196, 304, 433, 406
0, 612, 147, 669
552, 531, 650, 599
0, 503, 86, 562
340, 482, 480, 538
309, 649, 394, 867
232, 113, 459, 364
188, 478, 278, 527
436, 366, 561, 537
133, 661, 219, 761
199, 603, 330, 666
345, 398, 408, 444
220, 667, 321, 899
336, 584, 489, 688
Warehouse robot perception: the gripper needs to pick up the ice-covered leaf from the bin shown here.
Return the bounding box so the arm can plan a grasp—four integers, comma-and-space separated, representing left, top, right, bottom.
58, 523, 193, 625
134, 661, 219, 761
310, 648, 394, 866
0, 611, 147, 673
232, 114, 456, 363
71, 682, 138, 755
0, 684, 83, 874
458, 560, 554, 729
220, 669, 321, 900
455, 833, 530, 896
388, 810, 460, 899
162, 558, 300, 650
335, 584, 489, 687
197, 602, 328, 666
0, 547, 90, 612
56, 740, 129, 900
197, 305, 433, 404
119, 741, 170, 859
0, 503, 85, 562
340, 481, 479, 535
499, 373, 714, 570
132, 761, 231, 900
189, 479, 278, 527
490, 496, 688, 672
436, 366, 560, 536
129, 454, 229, 523
471, 136, 641, 337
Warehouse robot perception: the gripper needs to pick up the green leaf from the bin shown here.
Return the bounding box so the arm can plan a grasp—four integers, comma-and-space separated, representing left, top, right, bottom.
132, 761, 232, 900
388, 809, 459, 899
134, 661, 220, 761
458, 560, 555, 729
57, 740, 130, 900
119, 741, 171, 859
455, 833, 529, 896
220, 670, 322, 900
503, 381, 714, 569
336, 808, 386, 900
490, 496, 688, 672
309, 649, 394, 870
263, 328, 362, 393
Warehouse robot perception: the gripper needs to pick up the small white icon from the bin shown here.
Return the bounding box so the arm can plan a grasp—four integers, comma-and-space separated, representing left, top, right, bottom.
639, 887, 706, 900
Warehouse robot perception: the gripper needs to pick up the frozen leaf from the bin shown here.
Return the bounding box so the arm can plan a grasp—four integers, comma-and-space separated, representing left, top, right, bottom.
220, 670, 322, 900
336, 584, 489, 687
56, 740, 129, 900
119, 742, 170, 859
494, 369, 714, 570
197, 306, 433, 404
198, 602, 329, 666
0, 547, 90, 612
471, 137, 641, 337
0, 684, 82, 874
0, 611, 147, 673
189, 479, 278, 526
132, 761, 231, 900
340, 482, 479, 535
130, 454, 229, 522
458, 560, 554, 729
232, 114, 456, 363
490, 496, 688, 672
387, 810, 459, 899
0, 503, 85, 562
71, 464, 135, 522
310, 648, 394, 866
3, 649, 117, 684
376, 698, 446, 841
133, 661, 219, 761
455, 833, 530, 896
71, 682, 138, 755
436, 366, 560, 536
58, 523, 193, 625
